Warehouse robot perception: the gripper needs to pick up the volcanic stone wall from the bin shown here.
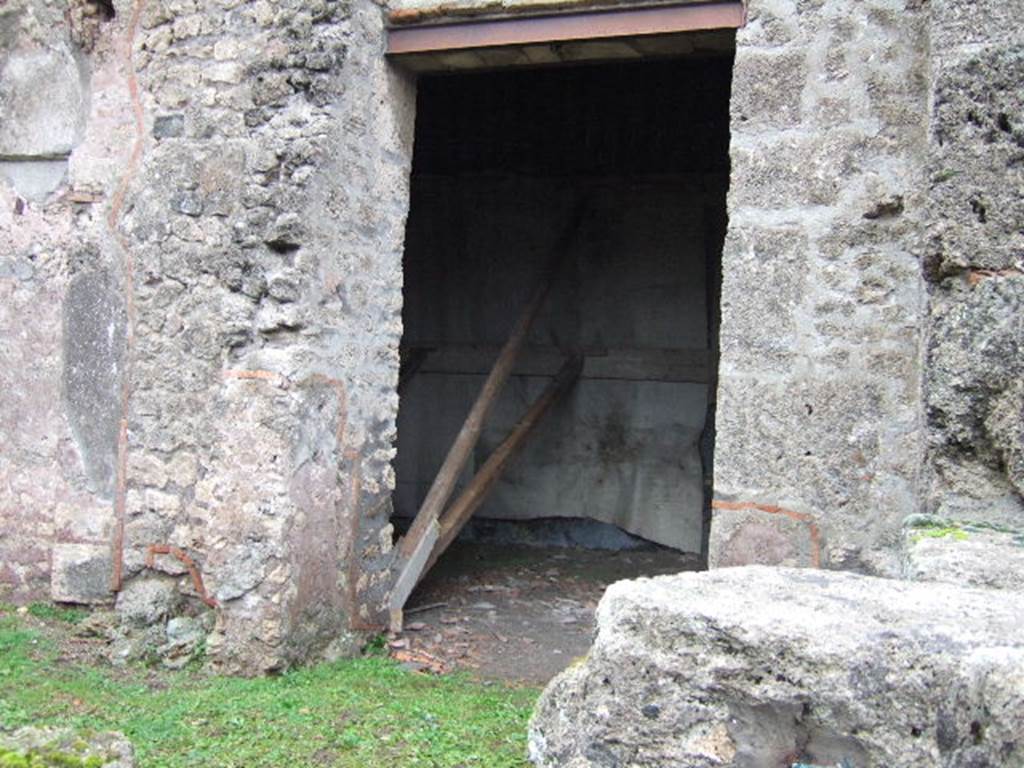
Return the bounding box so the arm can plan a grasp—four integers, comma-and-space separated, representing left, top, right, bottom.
710, 0, 932, 575
710, 0, 1023, 575
921, 0, 1024, 531
0, 0, 414, 671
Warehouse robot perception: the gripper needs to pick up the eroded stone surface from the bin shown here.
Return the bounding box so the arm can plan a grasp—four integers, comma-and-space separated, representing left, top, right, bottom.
529, 567, 1024, 768
901, 515, 1024, 591
1, 0, 413, 669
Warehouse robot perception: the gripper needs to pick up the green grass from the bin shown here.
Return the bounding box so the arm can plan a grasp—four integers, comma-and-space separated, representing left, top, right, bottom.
0, 614, 539, 768
24, 604, 88, 626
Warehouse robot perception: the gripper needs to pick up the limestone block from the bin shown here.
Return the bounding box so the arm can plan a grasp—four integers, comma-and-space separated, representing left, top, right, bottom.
713, 376, 888, 516
902, 515, 1024, 591
925, 275, 1024, 525
717, 224, 807, 374
730, 48, 807, 130
930, 0, 1024, 49
115, 575, 182, 626
926, 46, 1024, 276
530, 567, 1024, 767
728, 130, 863, 208
50, 543, 113, 603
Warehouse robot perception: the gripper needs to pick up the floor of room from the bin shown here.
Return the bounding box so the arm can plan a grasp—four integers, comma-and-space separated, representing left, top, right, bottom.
389, 542, 702, 683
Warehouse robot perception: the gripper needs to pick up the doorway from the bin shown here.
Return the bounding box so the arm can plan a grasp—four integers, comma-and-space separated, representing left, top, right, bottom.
390, 52, 733, 679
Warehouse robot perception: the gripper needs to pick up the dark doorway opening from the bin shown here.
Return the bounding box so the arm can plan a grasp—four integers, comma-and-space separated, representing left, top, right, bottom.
392, 51, 733, 679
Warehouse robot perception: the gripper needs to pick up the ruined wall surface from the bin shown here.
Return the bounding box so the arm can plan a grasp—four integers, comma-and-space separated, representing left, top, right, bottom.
0, 0, 413, 671
921, 0, 1024, 529
710, 0, 931, 575
1, 0, 131, 604
711, 0, 1023, 574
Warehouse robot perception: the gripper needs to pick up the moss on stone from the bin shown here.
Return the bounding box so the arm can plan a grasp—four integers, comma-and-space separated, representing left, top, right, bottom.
911, 526, 969, 544
0, 747, 104, 768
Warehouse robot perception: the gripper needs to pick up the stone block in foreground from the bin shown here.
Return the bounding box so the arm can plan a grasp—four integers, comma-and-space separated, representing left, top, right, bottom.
0, 727, 134, 767
529, 566, 1024, 768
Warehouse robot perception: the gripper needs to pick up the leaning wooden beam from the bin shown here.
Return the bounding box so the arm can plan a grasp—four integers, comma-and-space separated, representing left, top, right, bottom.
388, 519, 439, 633
396, 203, 584, 562
422, 354, 584, 577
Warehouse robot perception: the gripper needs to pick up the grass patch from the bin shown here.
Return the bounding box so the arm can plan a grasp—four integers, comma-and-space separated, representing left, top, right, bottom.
0, 616, 539, 767
25, 604, 88, 626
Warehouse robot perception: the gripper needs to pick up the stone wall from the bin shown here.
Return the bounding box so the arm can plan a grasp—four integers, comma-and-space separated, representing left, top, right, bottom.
710, 0, 931, 575
711, 0, 1023, 574
2, 0, 1021, 670
1, 0, 414, 671
921, 0, 1024, 529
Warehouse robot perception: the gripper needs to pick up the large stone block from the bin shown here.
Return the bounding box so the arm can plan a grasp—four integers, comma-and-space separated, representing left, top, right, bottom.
925, 46, 1024, 276
730, 49, 807, 130
717, 224, 807, 375
708, 503, 820, 568
530, 567, 1024, 767
930, 0, 1024, 49
925, 275, 1024, 523
728, 130, 864, 209
902, 515, 1024, 591
0, 44, 85, 157
51, 543, 113, 604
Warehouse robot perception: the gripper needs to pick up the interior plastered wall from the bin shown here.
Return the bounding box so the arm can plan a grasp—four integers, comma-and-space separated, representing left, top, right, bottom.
1, 0, 415, 671
397, 174, 712, 553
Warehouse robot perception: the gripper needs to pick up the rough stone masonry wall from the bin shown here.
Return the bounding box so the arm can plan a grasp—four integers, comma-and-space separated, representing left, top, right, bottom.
0, 0, 414, 671
709, 0, 931, 575
711, 0, 1024, 575
922, 0, 1024, 529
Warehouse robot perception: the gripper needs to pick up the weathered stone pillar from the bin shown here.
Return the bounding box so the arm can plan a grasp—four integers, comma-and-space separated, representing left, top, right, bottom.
1, 0, 415, 672
710, 0, 931, 575
920, 0, 1024, 530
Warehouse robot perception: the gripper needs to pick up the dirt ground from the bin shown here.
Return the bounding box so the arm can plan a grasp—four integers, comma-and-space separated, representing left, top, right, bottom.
389, 543, 702, 684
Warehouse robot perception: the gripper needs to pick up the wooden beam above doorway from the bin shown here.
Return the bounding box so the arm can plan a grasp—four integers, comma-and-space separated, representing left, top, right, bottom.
386, 1, 746, 65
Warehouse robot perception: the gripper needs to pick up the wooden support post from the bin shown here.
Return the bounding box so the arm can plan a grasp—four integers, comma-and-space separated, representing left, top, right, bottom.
422, 355, 583, 576
388, 519, 439, 633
